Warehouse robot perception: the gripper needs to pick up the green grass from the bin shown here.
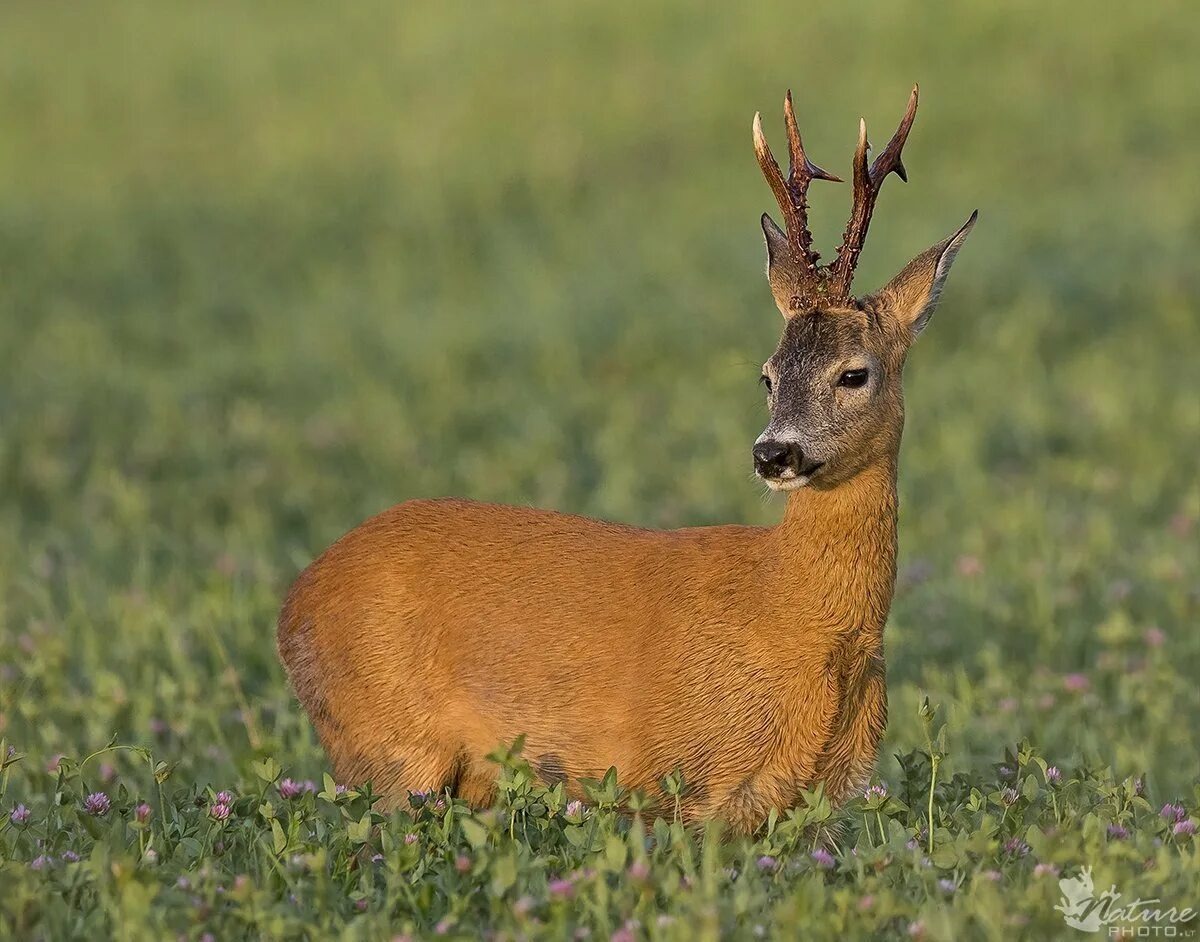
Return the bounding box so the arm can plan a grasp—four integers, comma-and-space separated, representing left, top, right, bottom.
0, 1, 1197, 938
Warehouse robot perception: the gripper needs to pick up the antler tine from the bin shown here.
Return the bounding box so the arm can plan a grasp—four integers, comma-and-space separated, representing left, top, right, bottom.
828, 84, 920, 297
753, 112, 801, 246
869, 83, 918, 184
783, 91, 843, 189
753, 111, 805, 263
782, 90, 842, 263
853, 115, 871, 210
755, 93, 840, 274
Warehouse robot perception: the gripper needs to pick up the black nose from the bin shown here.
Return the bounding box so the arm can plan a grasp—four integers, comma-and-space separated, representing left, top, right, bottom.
753, 440, 802, 477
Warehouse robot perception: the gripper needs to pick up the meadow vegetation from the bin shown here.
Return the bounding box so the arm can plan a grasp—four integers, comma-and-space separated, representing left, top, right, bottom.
0, 1, 1197, 938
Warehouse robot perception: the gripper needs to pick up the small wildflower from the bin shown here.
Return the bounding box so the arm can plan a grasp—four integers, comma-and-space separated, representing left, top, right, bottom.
938, 878, 956, 894
302, 780, 317, 795
371, 853, 384, 863
10, 804, 31, 825
999, 765, 1014, 780
143, 848, 158, 864
1045, 766, 1062, 784
907, 920, 926, 939
858, 894, 875, 911
981, 868, 1003, 882
278, 779, 303, 800
863, 783, 888, 802
565, 799, 584, 819
1173, 820, 1197, 838
356, 899, 369, 913
134, 802, 152, 824
434, 918, 451, 934
30, 855, 53, 871
335, 784, 348, 796
1062, 672, 1090, 693
757, 855, 779, 872
84, 792, 111, 816
1000, 786, 1020, 806
1143, 626, 1165, 648
46, 754, 65, 774
404, 832, 419, 845
1106, 824, 1129, 840
1034, 862, 1060, 877
956, 554, 983, 577
627, 859, 650, 881
548, 878, 574, 898
511, 895, 534, 917
810, 848, 835, 869
611, 924, 637, 942
215, 790, 233, 804
1003, 837, 1030, 857
455, 854, 471, 874
61, 850, 81, 863
1161, 803, 1187, 823
1133, 777, 1146, 797
209, 801, 231, 821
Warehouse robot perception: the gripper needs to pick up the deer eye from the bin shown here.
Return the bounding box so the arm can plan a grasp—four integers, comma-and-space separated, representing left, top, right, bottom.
837, 368, 869, 389
760, 374, 773, 394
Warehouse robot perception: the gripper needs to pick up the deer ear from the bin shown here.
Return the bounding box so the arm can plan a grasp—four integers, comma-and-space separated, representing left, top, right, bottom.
871, 210, 977, 337
761, 213, 805, 317
761, 212, 791, 269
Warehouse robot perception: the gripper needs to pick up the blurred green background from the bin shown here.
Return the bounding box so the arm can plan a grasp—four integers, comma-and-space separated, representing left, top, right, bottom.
0, 2, 1196, 795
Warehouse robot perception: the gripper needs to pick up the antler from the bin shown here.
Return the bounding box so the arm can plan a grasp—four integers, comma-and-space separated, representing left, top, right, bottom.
826, 85, 919, 297
753, 90, 842, 276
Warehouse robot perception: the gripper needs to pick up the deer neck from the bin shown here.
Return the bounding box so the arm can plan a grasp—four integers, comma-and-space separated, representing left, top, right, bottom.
769, 454, 899, 648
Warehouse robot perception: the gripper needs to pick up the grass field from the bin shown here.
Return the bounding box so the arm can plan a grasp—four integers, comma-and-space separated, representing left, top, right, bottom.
1, 1, 1198, 938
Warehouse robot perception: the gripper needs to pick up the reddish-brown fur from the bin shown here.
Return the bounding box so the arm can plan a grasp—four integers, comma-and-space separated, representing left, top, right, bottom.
277, 88, 975, 834
278, 466, 895, 832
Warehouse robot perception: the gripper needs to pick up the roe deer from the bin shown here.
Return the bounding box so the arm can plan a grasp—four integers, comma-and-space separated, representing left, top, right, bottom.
278, 85, 976, 834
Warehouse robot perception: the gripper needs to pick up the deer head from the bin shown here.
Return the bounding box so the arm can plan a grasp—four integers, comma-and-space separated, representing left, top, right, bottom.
751, 85, 976, 490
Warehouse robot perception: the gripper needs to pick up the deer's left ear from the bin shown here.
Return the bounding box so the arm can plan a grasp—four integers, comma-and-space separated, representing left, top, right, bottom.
869, 210, 977, 337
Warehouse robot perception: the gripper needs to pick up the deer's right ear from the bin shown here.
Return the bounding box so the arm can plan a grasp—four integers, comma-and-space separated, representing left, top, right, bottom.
761, 212, 790, 268
761, 213, 804, 318
871, 210, 977, 337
